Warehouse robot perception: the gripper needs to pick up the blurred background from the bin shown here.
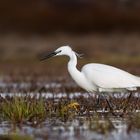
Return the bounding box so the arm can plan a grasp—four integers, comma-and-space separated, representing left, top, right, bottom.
0, 0, 140, 78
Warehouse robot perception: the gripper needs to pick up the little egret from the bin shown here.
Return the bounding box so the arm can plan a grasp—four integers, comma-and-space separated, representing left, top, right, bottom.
40, 46, 140, 114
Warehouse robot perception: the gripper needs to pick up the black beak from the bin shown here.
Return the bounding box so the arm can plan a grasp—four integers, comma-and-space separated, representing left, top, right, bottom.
39, 51, 57, 61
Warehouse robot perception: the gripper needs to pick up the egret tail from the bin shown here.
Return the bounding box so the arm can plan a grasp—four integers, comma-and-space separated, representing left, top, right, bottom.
136, 76, 140, 86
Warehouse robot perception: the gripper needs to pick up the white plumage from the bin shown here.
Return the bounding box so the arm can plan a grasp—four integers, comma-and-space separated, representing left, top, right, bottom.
82, 63, 140, 92
42, 46, 140, 93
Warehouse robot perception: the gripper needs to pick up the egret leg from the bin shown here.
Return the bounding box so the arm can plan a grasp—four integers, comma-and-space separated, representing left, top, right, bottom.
102, 93, 118, 116
123, 91, 133, 112
106, 98, 118, 116
94, 94, 102, 108
102, 94, 113, 109
92, 93, 104, 108
105, 97, 113, 110
87, 93, 102, 110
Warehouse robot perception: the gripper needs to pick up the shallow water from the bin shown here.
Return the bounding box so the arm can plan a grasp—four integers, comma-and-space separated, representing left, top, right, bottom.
0, 81, 139, 99
0, 80, 139, 140
0, 117, 139, 140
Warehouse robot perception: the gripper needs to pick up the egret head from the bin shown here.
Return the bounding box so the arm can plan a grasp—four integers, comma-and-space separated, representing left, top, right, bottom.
55, 46, 72, 56
40, 46, 73, 61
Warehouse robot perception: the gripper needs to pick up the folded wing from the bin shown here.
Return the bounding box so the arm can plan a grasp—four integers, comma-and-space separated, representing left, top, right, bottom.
82, 63, 140, 89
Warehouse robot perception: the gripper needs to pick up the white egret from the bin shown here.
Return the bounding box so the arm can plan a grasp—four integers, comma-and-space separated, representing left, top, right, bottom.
40, 46, 140, 114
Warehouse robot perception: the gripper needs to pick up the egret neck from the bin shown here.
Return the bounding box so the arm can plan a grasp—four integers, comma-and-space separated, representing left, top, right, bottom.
67, 51, 95, 92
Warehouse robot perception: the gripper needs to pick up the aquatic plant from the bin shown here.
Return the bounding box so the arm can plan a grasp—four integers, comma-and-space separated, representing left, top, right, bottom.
0, 96, 46, 124
56, 100, 80, 121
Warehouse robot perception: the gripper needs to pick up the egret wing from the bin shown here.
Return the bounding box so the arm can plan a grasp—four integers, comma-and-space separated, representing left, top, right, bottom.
82, 63, 140, 89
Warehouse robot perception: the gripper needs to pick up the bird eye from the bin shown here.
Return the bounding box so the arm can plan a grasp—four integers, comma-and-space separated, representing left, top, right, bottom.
58, 50, 62, 53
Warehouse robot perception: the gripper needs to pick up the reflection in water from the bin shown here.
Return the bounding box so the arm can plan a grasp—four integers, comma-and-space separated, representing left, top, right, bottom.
0, 117, 139, 140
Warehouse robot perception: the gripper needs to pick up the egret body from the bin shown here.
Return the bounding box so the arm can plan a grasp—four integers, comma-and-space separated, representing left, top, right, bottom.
41, 46, 140, 93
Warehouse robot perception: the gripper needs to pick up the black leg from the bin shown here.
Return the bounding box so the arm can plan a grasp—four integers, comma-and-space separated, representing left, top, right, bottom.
105, 97, 113, 111
95, 94, 101, 108
102, 93, 118, 116
123, 91, 133, 112
106, 98, 119, 116
87, 92, 102, 111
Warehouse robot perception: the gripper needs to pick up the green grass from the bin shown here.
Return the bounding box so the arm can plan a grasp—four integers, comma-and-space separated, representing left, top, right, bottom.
0, 96, 80, 124
0, 97, 46, 124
